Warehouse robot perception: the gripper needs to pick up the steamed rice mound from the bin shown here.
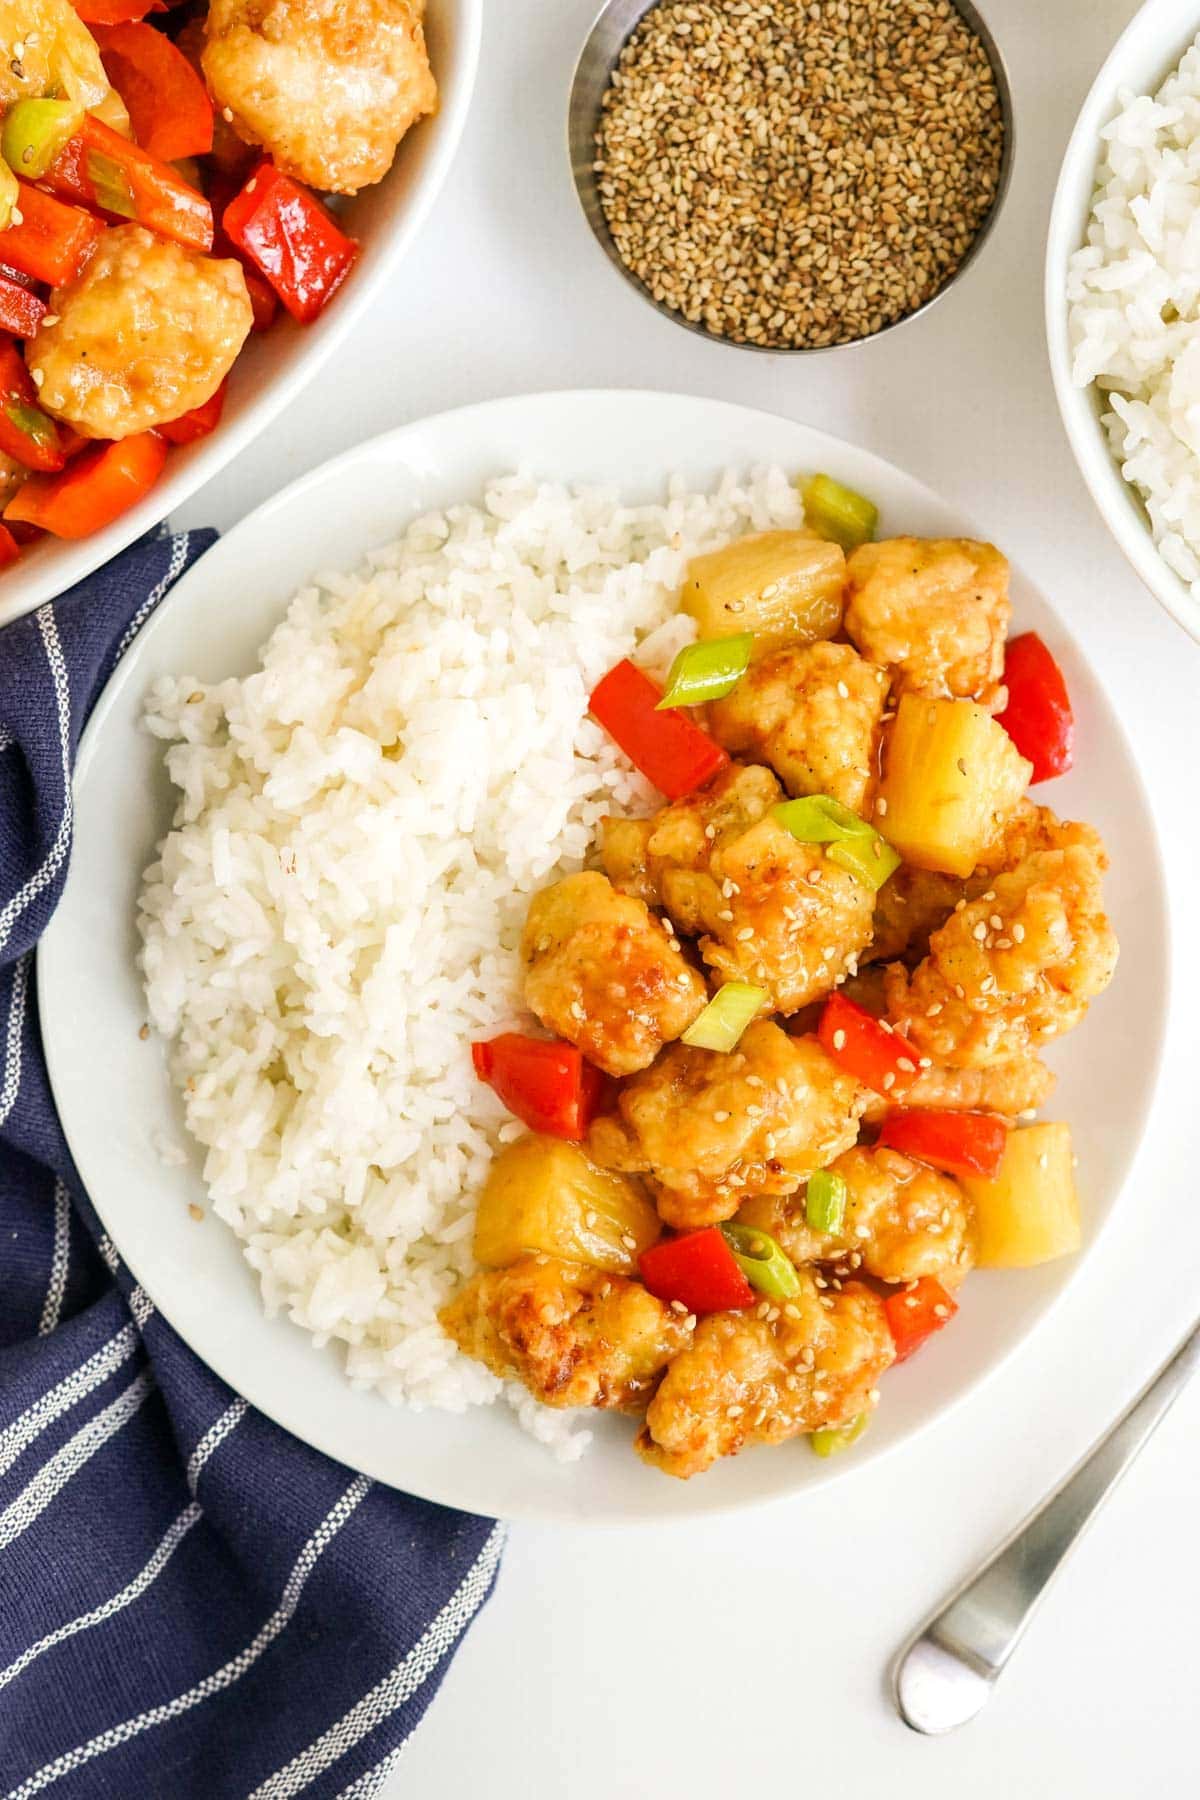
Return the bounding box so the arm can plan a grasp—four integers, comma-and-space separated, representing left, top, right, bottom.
137, 468, 805, 1451
1068, 34, 1200, 600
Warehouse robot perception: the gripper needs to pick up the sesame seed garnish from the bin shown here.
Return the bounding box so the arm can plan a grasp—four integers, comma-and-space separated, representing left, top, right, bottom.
882, 1072, 896, 1090
876, 798, 888, 816
736, 925, 754, 941
713, 1109, 730, 1122
1012, 922, 1026, 942
833, 1028, 847, 1051
933, 1303, 950, 1318
836, 680, 850, 699
621, 1233, 637, 1250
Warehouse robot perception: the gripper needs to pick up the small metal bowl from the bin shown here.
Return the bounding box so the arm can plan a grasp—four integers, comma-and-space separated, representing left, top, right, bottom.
567, 0, 1016, 354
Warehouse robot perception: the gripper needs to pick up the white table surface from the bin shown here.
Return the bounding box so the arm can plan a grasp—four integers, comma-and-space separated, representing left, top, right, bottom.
176, 1, 1200, 1791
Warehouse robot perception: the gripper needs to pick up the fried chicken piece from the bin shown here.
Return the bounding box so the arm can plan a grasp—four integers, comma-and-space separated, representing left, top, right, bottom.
844, 537, 1011, 707
707, 641, 890, 812
601, 764, 874, 1015
521, 872, 707, 1077
885, 845, 1118, 1068
866, 1054, 1056, 1120
738, 1143, 975, 1287
868, 802, 1109, 966
637, 1272, 894, 1478
28, 227, 252, 440
440, 1256, 692, 1412
203, 0, 437, 195
587, 1023, 865, 1229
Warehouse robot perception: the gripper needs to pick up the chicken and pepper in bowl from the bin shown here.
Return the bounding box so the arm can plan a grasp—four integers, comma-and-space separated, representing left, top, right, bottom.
446, 478, 1117, 1480
0, 0, 435, 562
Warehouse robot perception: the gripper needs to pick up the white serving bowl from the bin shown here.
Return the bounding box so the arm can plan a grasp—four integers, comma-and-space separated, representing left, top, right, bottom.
0, 0, 481, 630
39, 391, 1167, 1525
1046, 0, 1200, 645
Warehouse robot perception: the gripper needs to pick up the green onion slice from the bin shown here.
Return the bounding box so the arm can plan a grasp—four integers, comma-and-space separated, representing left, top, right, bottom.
1, 100, 84, 182
86, 149, 137, 220
802, 473, 879, 551
806, 1169, 847, 1235
656, 632, 753, 710
772, 793, 900, 894
720, 1222, 801, 1301
827, 834, 901, 893
810, 1412, 870, 1457
681, 982, 765, 1052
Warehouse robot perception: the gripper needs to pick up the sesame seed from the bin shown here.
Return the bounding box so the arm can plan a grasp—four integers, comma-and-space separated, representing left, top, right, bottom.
876, 798, 888, 816
833, 1028, 847, 1051
837, 680, 850, 699
621, 1233, 637, 1250
718, 908, 734, 922
585, 1211, 597, 1227
736, 925, 755, 941
973, 921, 988, 941
685, 1314, 697, 1331
882, 1072, 896, 1090
896, 1057, 915, 1073
1012, 922, 1026, 943
933, 1303, 950, 1318
713, 1109, 730, 1122
989, 914, 1003, 931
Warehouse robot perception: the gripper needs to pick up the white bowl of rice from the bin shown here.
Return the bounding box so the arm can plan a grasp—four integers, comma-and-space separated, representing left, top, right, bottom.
1047, 0, 1200, 643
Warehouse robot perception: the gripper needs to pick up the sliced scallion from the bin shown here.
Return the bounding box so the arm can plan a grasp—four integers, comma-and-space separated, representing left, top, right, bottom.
656, 632, 754, 710
721, 1222, 801, 1301
810, 1412, 870, 1457
827, 833, 901, 893
805, 1168, 847, 1235
802, 473, 879, 551
772, 793, 899, 893
2, 100, 84, 182
681, 982, 766, 1052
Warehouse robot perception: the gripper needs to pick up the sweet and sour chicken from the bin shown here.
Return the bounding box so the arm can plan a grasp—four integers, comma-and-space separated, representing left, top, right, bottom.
451, 500, 1118, 1480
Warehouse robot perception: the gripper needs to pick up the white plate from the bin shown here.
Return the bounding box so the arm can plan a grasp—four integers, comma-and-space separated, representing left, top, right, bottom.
0, 0, 481, 628
1046, 0, 1200, 644
39, 390, 1168, 1525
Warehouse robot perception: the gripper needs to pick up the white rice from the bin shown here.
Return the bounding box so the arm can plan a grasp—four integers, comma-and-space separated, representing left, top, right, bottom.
1068, 35, 1200, 599
137, 466, 804, 1454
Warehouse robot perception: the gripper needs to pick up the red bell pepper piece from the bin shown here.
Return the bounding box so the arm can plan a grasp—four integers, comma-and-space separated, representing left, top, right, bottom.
884, 1276, 958, 1363
0, 184, 104, 286
41, 115, 212, 252
0, 339, 65, 472
996, 632, 1074, 785
818, 992, 919, 1098
0, 522, 21, 568
639, 1227, 756, 1315
157, 380, 227, 446
223, 164, 357, 324
0, 275, 46, 339
72, 0, 166, 22
878, 1108, 1008, 1180
5, 430, 167, 538
471, 1034, 605, 1142
588, 658, 730, 800
97, 22, 214, 163
243, 264, 278, 331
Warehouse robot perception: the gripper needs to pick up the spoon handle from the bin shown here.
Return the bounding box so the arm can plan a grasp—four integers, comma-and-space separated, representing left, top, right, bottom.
894, 1313, 1200, 1733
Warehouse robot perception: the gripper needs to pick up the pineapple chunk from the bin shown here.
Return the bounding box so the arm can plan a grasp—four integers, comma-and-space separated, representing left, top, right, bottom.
473, 1134, 661, 1275
959, 1123, 1080, 1268
681, 530, 845, 653
878, 694, 1031, 878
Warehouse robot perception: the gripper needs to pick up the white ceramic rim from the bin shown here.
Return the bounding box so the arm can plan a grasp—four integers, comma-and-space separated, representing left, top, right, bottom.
1045, 0, 1200, 645
38, 389, 1170, 1524
0, 0, 483, 630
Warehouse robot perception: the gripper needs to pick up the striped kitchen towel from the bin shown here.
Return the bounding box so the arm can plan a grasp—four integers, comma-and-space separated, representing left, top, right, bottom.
0, 529, 503, 1799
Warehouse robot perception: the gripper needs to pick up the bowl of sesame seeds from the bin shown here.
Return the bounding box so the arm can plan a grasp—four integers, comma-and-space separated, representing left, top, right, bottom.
568, 0, 1013, 352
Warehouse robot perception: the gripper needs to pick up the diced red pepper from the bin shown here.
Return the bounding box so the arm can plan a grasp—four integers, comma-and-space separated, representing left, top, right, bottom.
996, 632, 1074, 785
97, 22, 214, 163
157, 380, 227, 446
5, 429, 166, 538
72, 0, 166, 22
884, 1277, 958, 1363
0, 522, 21, 568
0, 184, 104, 286
223, 164, 357, 324
0, 275, 46, 339
41, 115, 212, 252
0, 338, 65, 472
243, 264, 278, 331
639, 1227, 756, 1315
878, 1108, 1008, 1180
0, 261, 37, 291
471, 1034, 605, 1142
818, 992, 919, 1099
588, 658, 730, 800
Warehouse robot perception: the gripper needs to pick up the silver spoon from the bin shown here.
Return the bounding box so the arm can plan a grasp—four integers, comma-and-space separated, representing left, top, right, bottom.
892, 1314, 1200, 1733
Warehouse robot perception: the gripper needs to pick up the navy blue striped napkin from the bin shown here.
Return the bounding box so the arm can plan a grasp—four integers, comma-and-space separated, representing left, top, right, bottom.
0, 529, 503, 1799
